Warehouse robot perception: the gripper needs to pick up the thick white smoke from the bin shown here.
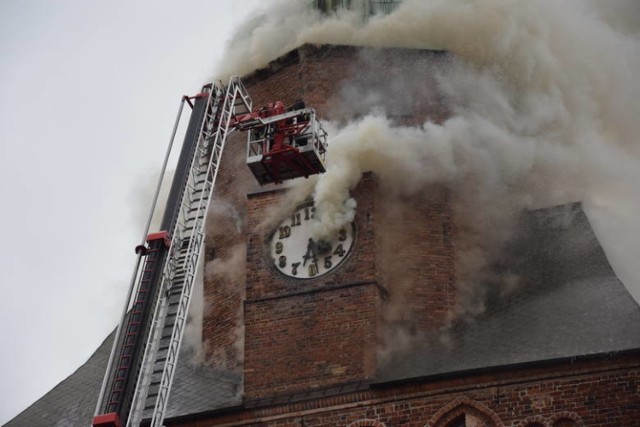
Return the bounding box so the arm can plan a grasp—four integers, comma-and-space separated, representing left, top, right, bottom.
217, 0, 640, 307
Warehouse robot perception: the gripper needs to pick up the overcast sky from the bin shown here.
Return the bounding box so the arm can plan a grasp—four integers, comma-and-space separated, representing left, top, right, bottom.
0, 1, 263, 423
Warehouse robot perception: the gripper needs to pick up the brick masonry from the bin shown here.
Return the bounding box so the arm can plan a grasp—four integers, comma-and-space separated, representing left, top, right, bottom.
204, 44, 455, 373
196, 44, 640, 427
244, 175, 381, 399
376, 186, 456, 335
168, 356, 640, 426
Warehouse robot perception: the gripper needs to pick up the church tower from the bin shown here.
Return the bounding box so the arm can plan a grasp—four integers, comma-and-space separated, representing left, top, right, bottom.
202, 44, 457, 400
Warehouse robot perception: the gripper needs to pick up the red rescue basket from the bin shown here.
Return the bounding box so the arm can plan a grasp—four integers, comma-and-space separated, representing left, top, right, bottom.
236, 103, 328, 185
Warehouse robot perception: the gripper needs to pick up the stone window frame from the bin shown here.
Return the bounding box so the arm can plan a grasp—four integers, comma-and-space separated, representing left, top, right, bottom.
517, 416, 550, 427
549, 412, 584, 427
426, 397, 505, 427
347, 419, 387, 427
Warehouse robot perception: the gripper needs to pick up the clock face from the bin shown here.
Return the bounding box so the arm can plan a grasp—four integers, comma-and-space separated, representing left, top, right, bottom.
269, 203, 355, 279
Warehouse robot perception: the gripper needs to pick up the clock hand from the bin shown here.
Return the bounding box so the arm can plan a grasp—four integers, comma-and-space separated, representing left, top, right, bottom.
303, 238, 318, 266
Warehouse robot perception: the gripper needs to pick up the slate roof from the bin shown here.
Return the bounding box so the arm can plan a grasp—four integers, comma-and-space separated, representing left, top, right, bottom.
159, 349, 242, 420
5, 202, 640, 426
3, 332, 241, 427
377, 202, 640, 383
4, 332, 112, 427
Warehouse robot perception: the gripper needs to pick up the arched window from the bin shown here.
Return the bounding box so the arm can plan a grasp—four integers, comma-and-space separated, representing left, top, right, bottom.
427, 398, 504, 427
444, 413, 492, 427
446, 415, 466, 427
517, 416, 549, 427
549, 412, 583, 427
347, 419, 386, 427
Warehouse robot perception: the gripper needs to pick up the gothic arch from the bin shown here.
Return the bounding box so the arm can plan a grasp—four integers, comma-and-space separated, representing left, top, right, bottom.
549, 412, 584, 427
516, 416, 550, 427
426, 397, 505, 427
347, 419, 387, 427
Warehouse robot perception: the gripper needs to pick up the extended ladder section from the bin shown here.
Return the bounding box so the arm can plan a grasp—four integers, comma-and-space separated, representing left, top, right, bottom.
93, 76, 251, 427
137, 77, 251, 427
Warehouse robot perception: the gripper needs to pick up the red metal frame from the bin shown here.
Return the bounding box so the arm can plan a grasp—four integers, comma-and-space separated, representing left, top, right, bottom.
262, 145, 318, 183
92, 412, 122, 427
135, 231, 170, 255
235, 101, 323, 183
146, 231, 171, 248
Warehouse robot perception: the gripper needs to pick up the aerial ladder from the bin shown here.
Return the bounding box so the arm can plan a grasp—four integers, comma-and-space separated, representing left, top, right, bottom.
92, 77, 328, 427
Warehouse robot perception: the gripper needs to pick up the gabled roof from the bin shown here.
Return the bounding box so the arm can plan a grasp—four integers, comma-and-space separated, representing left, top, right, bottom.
378, 202, 640, 383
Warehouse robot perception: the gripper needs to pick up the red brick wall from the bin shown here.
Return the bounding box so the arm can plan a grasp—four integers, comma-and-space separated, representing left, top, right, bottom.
168, 355, 640, 427
376, 187, 456, 336
244, 284, 380, 398
243, 176, 381, 399
202, 129, 252, 372
243, 49, 304, 112
203, 44, 455, 376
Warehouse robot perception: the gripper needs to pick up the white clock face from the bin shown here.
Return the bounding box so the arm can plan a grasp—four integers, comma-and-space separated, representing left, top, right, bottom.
269, 204, 355, 279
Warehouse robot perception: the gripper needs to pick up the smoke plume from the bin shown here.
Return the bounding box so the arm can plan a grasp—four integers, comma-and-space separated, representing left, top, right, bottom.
216, 0, 640, 322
